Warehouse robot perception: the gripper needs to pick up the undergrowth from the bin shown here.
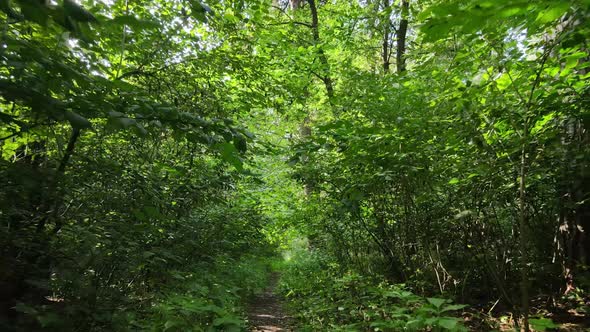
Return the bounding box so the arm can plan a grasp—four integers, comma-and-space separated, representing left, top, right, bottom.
14, 255, 273, 332
136, 255, 272, 332
277, 250, 468, 332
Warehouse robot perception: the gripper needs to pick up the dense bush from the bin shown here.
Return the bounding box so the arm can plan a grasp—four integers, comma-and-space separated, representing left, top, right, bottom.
1, 0, 588, 331
279, 248, 468, 331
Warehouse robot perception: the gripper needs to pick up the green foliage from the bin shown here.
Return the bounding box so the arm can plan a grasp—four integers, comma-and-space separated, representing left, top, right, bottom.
1, 0, 589, 330
0, 0, 275, 330
279, 249, 467, 331
529, 317, 560, 331
11, 254, 271, 331
284, 0, 590, 321
137, 256, 270, 332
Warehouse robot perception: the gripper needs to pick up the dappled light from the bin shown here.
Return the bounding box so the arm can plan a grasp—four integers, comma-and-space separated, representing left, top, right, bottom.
0, 0, 589, 331
247, 274, 292, 331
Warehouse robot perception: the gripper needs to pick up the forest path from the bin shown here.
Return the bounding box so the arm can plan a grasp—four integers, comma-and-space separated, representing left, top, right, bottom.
246, 273, 293, 332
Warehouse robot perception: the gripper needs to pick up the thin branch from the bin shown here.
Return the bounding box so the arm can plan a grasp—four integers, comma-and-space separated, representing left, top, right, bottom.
0, 123, 42, 141
267, 21, 313, 28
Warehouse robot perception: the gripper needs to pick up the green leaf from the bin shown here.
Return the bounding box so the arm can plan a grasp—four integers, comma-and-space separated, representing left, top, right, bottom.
163, 320, 180, 331
143, 206, 160, 219
107, 111, 137, 130
233, 134, 247, 153
441, 304, 467, 312
216, 142, 244, 171
64, 111, 92, 129
498, 4, 528, 18
111, 15, 159, 30
212, 315, 243, 327
531, 112, 555, 135
14, 302, 37, 315
536, 3, 569, 24
189, 0, 212, 22
16, 0, 48, 25
0, 0, 23, 20
529, 318, 559, 331
427, 297, 446, 308
64, 0, 96, 23
406, 319, 425, 329
495, 72, 511, 91
437, 317, 459, 330
37, 313, 62, 328
564, 52, 586, 70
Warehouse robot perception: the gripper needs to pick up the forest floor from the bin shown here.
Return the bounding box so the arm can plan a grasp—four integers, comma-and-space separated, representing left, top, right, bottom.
246, 273, 293, 332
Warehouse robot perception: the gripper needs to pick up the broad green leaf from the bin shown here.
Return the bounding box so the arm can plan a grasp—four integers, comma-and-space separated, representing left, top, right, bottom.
17, 0, 48, 25
427, 297, 446, 308
531, 112, 555, 134
108, 111, 138, 130
163, 320, 180, 331
564, 52, 587, 70
111, 15, 159, 30
233, 134, 247, 153
535, 3, 569, 24
498, 4, 528, 18
529, 318, 559, 331
212, 315, 243, 327
437, 317, 459, 329
14, 302, 37, 315
216, 142, 243, 171
64, 111, 92, 129
441, 304, 467, 312
63, 0, 96, 22
0, 0, 23, 20
495, 72, 511, 91
189, 0, 212, 22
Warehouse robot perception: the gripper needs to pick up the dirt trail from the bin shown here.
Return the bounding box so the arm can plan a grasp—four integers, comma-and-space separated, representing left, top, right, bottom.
247, 273, 292, 332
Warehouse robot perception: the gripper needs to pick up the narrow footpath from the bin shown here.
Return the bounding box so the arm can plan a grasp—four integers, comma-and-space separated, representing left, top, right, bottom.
247, 273, 293, 332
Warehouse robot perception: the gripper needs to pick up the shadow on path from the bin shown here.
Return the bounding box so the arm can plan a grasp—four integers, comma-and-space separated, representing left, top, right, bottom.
247, 273, 292, 332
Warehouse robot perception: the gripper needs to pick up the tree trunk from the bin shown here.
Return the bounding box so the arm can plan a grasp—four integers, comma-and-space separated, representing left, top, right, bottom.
518, 141, 530, 332
300, 116, 313, 196
382, 0, 391, 73
396, 0, 409, 73
290, 0, 302, 10
557, 119, 590, 295
307, 0, 334, 99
